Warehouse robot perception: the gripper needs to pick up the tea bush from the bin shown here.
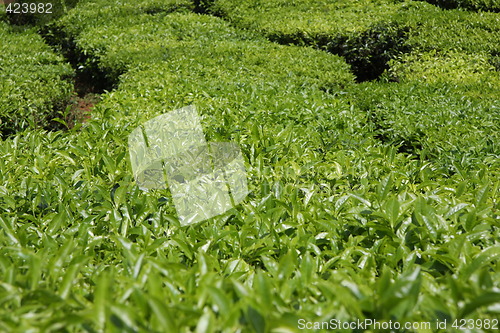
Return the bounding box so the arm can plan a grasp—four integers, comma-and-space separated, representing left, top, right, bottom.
0, 0, 499, 331
351, 51, 500, 174
386, 50, 500, 94
40, 0, 195, 88
55, 0, 193, 35
53, 1, 354, 88
1, 81, 498, 331
208, 0, 500, 56
208, 0, 399, 40
207, 0, 410, 81
393, 1, 500, 54
0, 21, 73, 137
205, 0, 500, 81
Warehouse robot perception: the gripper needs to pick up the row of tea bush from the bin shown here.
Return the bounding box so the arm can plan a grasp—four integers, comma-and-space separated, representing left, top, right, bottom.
0, 19, 73, 136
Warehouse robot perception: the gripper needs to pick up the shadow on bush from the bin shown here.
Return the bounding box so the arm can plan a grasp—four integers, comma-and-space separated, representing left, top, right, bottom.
327, 24, 411, 82
266, 23, 410, 82
415, 0, 500, 12
40, 23, 117, 96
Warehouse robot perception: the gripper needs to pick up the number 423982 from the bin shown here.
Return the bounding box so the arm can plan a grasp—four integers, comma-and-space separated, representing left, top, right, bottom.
5, 2, 53, 14
452, 319, 498, 330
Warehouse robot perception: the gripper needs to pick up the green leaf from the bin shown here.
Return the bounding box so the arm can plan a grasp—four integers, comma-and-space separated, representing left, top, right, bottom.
277, 251, 296, 280
474, 183, 490, 208
94, 271, 110, 330
59, 262, 82, 300
300, 253, 314, 285
254, 272, 273, 313
444, 203, 468, 219
384, 196, 400, 227
206, 286, 230, 315
196, 310, 214, 333
377, 173, 394, 202
0, 216, 20, 245
459, 292, 500, 318
148, 297, 177, 332
349, 193, 371, 207
462, 246, 500, 280
247, 306, 266, 333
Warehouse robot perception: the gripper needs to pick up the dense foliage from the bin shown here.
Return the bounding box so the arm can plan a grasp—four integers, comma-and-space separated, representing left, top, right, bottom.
420, 0, 500, 12
206, 0, 500, 81
0, 21, 73, 137
0, 0, 499, 332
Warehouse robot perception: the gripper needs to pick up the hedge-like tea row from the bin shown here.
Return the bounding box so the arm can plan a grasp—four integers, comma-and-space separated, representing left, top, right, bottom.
206, 0, 500, 80
207, 0, 409, 81
207, 0, 400, 40
352, 85, 499, 174
0, 21, 73, 137
386, 50, 500, 89
392, 1, 500, 54
208, 0, 500, 55
55, 0, 194, 35
351, 50, 500, 174
419, 0, 500, 12
52, 0, 354, 89
359, 4, 499, 173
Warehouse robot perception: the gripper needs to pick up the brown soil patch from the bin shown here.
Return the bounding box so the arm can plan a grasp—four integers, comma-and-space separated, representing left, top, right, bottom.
65, 93, 100, 129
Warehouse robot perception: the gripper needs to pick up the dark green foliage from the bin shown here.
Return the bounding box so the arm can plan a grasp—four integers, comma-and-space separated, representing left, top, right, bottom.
326, 23, 410, 82
417, 0, 500, 12
193, 0, 217, 14
491, 55, 500, 71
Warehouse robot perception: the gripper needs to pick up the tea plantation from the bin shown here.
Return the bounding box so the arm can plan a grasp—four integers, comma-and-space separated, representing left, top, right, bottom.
0, 0, 499, 332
